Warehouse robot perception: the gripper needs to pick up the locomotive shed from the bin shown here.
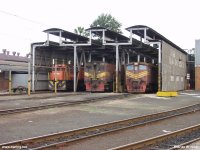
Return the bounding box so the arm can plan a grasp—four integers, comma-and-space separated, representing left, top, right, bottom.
30, 25, 187, 95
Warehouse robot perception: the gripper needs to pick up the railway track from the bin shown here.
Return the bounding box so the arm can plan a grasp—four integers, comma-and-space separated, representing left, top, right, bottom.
0, 94, 130, 115
1, 103, 200, 150
110, 124, 200, 150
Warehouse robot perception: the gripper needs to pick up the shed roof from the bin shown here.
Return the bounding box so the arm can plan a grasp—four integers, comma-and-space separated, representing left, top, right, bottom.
126, 25, 187, 54
43, 28, 89, 42
86, 27, 129, 42
86, 26, 158, 58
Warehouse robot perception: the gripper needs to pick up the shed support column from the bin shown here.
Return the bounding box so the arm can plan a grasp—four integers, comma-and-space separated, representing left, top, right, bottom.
127, 52, 130, 64
74, 46, 77, 92
122, 50, 125, 65
102, 56, 105, 62
32, 45, 35, 92
9, 70, 12, 94
83, 50, 86, 66
54, 59, 57, 94
158, 42, 162, 91
152, 59, 155, 64
144, 57, 146, 63
137, 55, 140, 62
116, 45, 119, 93
88, 52, 91, 62
47, 33, 49, 45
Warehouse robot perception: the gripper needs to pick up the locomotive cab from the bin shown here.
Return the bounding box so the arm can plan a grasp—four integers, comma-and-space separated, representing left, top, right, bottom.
48, 64, 85, 91
49, 64, 67, 81
84, 62, 115, 92
126, 62, 158, 93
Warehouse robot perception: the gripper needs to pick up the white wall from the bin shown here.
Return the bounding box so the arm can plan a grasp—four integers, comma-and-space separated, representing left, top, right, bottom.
12, 74, 28, 88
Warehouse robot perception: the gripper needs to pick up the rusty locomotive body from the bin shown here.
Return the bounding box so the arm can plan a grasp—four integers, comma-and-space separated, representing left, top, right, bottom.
48, 62, 158, 93
48, 64, 85, 91
126, 62, 158, 93
84, 62, 115, 92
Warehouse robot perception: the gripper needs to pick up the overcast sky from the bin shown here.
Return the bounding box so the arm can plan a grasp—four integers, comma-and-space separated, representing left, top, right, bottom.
0, 0, 199, 56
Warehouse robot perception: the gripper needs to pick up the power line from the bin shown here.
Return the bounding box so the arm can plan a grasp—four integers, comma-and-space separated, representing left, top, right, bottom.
0, 9, 50, 27
0, 9, 51, 41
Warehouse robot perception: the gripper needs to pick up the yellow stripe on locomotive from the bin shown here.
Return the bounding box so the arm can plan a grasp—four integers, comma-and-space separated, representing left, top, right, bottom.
126, 70, 149, 79
126, 62, 158, 93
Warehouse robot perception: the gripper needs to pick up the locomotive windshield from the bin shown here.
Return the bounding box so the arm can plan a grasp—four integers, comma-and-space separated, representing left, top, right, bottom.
52, 68, 65, 71
139, 65, 147, 70
99, 65, 104, 71
86, 65, 92, 71
127, 65, 133, 70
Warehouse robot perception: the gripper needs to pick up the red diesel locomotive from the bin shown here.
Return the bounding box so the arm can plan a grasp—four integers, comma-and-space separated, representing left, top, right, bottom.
48, 64, 85, 91
126, 62, 158, 93
84, 62, 115, 92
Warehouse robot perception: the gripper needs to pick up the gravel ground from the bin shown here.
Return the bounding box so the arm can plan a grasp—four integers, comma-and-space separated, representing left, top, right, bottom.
0, 91, 200, 144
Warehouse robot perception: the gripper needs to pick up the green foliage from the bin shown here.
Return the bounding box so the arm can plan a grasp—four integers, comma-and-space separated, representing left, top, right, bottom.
74, 26, 89, 37
90, 13, 122, 33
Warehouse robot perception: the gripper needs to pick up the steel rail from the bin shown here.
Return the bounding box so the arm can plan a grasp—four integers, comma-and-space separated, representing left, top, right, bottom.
0, 103, 200, 149
110, 124, 200, 150
0, 94, 130, 115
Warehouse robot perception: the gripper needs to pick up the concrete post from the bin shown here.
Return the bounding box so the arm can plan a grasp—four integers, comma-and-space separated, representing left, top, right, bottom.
9, 70, 12, 94
28, 62, 31, 96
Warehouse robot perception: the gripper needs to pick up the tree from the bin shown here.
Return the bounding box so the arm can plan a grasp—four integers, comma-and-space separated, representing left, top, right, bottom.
74, 26, 89, 37
90, 13, 122, 33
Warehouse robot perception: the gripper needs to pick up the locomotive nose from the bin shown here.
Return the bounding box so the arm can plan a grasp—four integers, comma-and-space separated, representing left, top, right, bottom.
92, 83, 98, 90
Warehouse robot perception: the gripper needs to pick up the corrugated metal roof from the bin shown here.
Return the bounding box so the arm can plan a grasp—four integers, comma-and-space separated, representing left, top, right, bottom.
0, 54, 29, 72
0, 53, 29, 62
126, 25, 187, 55
0, 65, 28, 72
86, 27, 129, 42
43, 28, 89, 42
86, 26, 158, 59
